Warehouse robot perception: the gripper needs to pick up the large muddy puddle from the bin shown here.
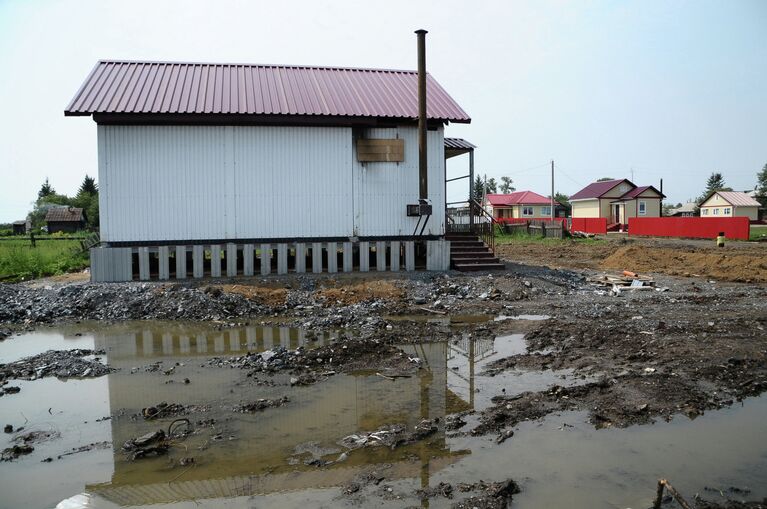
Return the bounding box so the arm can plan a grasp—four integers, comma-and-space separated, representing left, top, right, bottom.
1, 321, 766, 508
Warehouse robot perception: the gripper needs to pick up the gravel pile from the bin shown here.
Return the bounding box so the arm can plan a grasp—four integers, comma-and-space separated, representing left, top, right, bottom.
0, 282, 270, 324
0, 349, 114, 382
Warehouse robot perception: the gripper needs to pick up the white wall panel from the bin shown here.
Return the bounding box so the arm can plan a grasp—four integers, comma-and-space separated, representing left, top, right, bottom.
353, 126, 444, 236
99, 124, 445, 242
232, 126, 353, 238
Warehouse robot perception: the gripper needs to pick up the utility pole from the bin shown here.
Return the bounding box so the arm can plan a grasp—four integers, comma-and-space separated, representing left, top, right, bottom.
660, 178, 664, 216
550, 160, 555, 221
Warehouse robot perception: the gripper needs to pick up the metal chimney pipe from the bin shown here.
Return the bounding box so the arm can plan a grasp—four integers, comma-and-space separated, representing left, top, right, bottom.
416, 29, 428, 201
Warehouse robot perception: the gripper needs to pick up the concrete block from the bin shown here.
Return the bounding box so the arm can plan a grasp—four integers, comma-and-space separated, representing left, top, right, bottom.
226, 243, 237, 277
405, 241, 415, 272
390, 241, 400, 271
158, 246, 170, 280
192, 245, 204, 278
426, 240, 451, 271
343, 242, 353, 272
175, 245, 187, 279
278, 243, 288, 275
90, 247, 133, 282
210, 245, 221, 278
327, 242, 338, 273
312, 242, 323, 273
359, 241, 369, 272
138, 247, 150, 281
243, 244, 254, 276
376, 241, 386, 271
260, 243, 271, 276
295, 243, 306, 273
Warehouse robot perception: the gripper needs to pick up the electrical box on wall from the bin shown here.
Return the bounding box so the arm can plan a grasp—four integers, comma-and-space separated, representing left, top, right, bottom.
406, 202, 432, 217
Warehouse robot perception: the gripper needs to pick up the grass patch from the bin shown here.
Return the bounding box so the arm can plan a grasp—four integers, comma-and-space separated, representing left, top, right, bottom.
0, 239, 89, 281
495, 229, 602, 246
750, 225, 767, 242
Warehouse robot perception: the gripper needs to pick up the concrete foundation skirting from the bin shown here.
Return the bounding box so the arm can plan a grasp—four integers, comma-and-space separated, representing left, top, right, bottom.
426, 240, 451, 271
89, 239, 442, 282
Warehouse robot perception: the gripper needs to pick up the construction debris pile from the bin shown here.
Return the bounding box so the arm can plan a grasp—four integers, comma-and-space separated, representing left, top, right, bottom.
587, 270, 668, 295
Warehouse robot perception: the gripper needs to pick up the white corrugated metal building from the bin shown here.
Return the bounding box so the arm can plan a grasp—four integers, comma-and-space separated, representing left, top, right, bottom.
65, 60, 472, 281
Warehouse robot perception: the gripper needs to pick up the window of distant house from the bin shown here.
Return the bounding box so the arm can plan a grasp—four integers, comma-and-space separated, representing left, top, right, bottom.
702, 209, 709, 215
713, 208, 719, 215
724, 207, 731, 215
522, 206, 534, 216
638, 201, 647, 215
541, 206, 551, 216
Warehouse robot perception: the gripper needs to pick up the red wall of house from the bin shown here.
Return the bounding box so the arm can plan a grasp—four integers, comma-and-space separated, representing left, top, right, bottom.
628, 217, 750, 240
570, 217, 607, 234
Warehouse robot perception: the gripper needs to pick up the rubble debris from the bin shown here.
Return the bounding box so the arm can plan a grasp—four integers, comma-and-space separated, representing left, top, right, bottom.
416, 481, 454, 499
207, 339, 419, 383
234, 396, 289, 413
587, 272, 656, 293
451, 479, 521, 509
339, 419, 438, 451
122, 418, 193, 461
142, 402, 186, 420
122, 430, 169, 460
445, 414, 468, 431
1, 385, 21, 396
57, 441, 111, 460
0, 349, 114, 381
1, 444, 34, 461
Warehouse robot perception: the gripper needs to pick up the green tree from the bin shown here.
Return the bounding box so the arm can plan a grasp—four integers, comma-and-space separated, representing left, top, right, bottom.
756, 163, 767, 208
77, 174, 98, 196
697, 172, 732, 205
473, 176, 498, 201
553, 192, 571, 216
73, 175, 99, 229
37, 178, 55, 200
499, 176, 515, 194
705, 172, 726, 194
473, 175, 484, 202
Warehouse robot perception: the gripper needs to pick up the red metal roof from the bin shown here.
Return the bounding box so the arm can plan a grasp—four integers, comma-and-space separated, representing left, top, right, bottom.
569, 179, 629, 200
486, 191, 559, 206
64, 60, 470, 123
620, 185, 665, 199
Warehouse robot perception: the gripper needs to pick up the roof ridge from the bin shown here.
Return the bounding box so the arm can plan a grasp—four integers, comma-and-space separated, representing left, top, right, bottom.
96, 59, 422, 75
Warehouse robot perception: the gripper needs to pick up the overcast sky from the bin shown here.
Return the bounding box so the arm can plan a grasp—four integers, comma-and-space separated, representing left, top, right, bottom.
1, 0, 765, 222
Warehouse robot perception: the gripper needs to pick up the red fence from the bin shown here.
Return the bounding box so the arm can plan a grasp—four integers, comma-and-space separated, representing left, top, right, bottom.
628, 217, 750, 240
570, 217, 607, 234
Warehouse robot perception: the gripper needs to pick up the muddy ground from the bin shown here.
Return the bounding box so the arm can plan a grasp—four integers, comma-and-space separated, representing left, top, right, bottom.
1, 237, 766, 506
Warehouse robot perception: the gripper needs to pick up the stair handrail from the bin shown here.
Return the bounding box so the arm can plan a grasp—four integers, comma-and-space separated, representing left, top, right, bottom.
469, 198, 498, 253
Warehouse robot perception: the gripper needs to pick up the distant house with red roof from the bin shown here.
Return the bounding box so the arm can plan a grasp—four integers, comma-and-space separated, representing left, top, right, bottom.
485, 191, 562, 220
569, 179, 664, 227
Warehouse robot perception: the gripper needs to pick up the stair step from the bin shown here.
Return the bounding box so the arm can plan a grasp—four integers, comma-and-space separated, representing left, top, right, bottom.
450, 251, 495, 258
450, 241, 485, 247
451, 246, 491, 252
454, 262, 506, 271
452, 256, 501, 263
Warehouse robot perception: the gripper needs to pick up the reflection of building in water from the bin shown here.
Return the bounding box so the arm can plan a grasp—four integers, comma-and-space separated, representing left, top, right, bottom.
447, 332, 495, 408
84, 324, 471, 506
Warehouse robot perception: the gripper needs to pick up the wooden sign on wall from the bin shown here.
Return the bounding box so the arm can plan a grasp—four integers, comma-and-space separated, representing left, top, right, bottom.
356, 139, 405, 162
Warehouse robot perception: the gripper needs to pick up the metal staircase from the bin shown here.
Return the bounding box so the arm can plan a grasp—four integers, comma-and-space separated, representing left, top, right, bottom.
447, 232, 505, 271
